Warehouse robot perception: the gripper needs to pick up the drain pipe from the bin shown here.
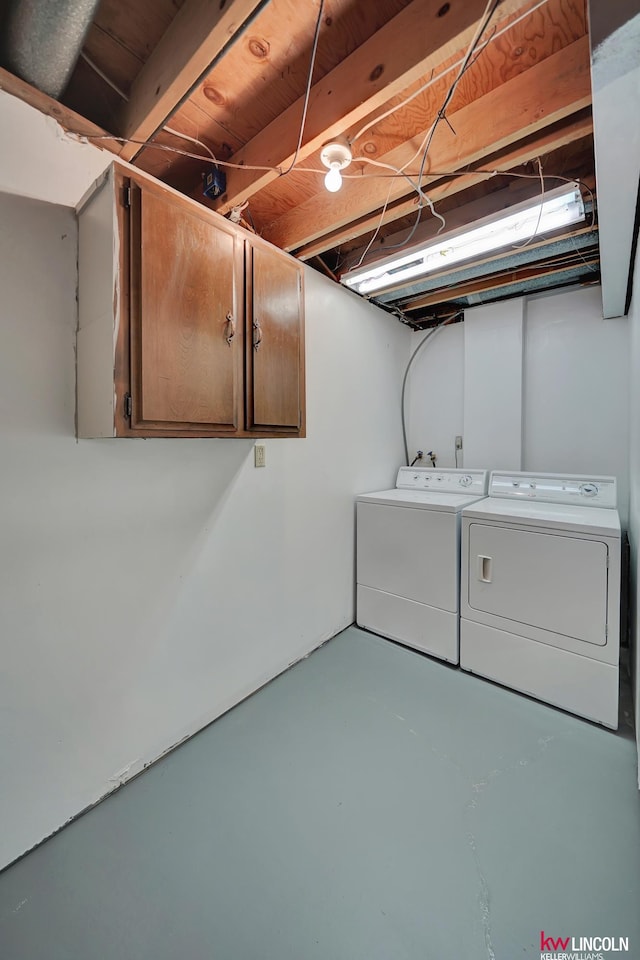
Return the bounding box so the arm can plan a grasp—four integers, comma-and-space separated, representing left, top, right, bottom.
1, 0, 101, 99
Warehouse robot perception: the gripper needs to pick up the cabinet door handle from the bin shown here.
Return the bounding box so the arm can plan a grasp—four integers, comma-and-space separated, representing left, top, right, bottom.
225, 312, 235, 346
253, 318, 263, 351
477, 555, 492, 583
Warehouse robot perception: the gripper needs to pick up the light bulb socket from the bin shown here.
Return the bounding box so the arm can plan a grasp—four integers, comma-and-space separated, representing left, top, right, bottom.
320, 138, 352, 173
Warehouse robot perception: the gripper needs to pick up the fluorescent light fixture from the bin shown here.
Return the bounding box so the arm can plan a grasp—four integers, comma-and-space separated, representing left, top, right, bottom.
342, 183, 585, 296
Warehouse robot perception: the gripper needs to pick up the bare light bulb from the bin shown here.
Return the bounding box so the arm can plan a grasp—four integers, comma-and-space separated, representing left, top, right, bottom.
324, 165, 343, 193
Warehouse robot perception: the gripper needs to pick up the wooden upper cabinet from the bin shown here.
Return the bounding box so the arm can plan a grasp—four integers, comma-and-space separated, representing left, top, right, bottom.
246, 244, 305, 433
77, 163, 305, 439
129, 182, 242, 433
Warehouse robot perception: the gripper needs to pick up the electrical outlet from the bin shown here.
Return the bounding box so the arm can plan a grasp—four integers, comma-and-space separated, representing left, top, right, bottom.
455, 435, 463, 450
254, 443, 266, 468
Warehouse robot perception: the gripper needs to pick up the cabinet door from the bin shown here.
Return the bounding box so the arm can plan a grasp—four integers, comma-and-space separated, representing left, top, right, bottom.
246, 244, 304, 433
129, 182, 242, 432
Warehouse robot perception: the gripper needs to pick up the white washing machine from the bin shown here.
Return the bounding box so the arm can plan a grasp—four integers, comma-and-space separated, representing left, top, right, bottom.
356, 467, 489, 663
460, 472, 621, 728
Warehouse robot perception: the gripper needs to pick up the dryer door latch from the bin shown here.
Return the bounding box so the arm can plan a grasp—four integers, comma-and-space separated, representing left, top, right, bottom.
478, 555, 492, 583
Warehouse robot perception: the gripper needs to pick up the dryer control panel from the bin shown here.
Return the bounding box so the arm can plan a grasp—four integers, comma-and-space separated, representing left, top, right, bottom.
397, 467, 488, 495
489, 472, 617, 508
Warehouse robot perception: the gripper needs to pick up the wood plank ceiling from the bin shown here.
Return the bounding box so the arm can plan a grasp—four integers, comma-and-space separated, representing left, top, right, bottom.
0, 0, 597, 326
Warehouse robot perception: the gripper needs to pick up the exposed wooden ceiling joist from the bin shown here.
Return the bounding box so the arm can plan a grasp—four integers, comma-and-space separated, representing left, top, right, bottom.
402, 253, 600, 309
199, 0, 538, 216
265, 36, 591, 252
0, 0, 597, 312
234, 0, 586, 232
117, 0, 269, 162
134, 0, 415, 184
295, 111, 593, 260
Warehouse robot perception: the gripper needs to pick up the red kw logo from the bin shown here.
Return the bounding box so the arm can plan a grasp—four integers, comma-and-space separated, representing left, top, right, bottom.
540, 931, 570, 951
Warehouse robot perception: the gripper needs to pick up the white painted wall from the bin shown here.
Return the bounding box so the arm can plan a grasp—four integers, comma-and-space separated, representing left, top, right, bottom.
406, 286, 630, 525
524, 287, 629, 524
0, 192, 409, 869
0, 90, 111, 207
626, 247, 640, 784
405, 323, 464, 467
463, 298, 524, 471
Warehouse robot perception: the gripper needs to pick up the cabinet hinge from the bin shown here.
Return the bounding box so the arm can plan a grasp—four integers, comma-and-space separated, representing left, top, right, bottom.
124, 393, 133, 419
122, 185, 132, 208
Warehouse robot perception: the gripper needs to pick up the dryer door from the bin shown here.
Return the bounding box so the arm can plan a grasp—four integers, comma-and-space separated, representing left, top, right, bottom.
467, 523, 608, 645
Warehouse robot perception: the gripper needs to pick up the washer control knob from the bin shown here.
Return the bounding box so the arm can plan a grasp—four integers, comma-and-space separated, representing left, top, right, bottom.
459, 475, 473, 487
580, 482, 598, 498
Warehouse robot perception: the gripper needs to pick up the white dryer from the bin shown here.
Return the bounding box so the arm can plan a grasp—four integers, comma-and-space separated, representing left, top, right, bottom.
460, 472, 621, 728
357, 467, 488, 664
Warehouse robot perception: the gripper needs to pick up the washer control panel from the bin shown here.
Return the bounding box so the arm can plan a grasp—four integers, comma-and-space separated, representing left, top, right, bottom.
489, 472, 617, 508
397, 467, 488, 495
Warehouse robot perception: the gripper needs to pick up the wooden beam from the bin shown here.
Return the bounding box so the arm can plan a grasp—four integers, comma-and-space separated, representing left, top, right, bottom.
201, 0, 539, 215
118, 0, 268, 162
403, 255, 600, 309
295, 112, 593, 259
0, 66, 123, 154
266, 36, 591, 252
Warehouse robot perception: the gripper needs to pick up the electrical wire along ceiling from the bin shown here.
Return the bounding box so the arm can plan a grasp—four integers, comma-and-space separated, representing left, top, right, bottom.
0, 0, 599, 325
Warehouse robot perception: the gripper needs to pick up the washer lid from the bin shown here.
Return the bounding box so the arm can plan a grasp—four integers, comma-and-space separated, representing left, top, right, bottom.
357, 488, 489, 512
462, 496, 620, 537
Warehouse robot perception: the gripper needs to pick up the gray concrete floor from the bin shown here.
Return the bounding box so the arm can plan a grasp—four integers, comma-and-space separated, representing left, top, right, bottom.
1, 626, 639, 960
